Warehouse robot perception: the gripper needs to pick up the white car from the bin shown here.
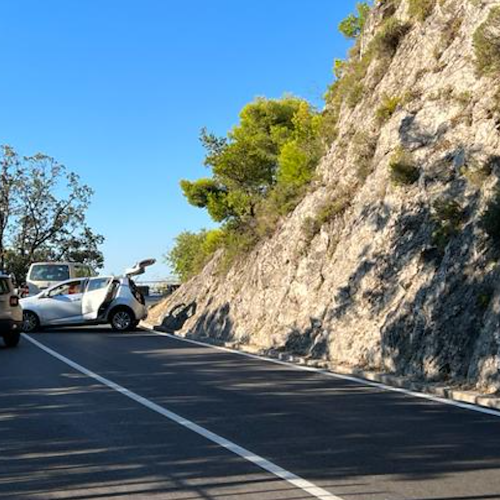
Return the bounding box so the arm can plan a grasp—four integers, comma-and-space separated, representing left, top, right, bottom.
21, 259, 155, 333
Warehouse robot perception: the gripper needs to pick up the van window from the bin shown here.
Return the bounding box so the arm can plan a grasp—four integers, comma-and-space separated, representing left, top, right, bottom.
29, 265, 70, 282
0, 279, 10, 295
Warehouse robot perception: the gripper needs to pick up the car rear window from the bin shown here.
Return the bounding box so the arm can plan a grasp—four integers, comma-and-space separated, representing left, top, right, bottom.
29, 265, 70, 282
0, 279, 10, 295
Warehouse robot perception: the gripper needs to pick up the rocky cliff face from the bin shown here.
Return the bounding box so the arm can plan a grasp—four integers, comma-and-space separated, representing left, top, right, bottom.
150, 0, 500, 394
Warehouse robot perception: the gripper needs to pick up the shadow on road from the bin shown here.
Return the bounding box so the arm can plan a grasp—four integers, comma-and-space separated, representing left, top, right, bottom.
2, 331, 500, 499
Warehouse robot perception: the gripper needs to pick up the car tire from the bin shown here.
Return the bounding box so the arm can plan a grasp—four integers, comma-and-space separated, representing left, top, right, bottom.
3, 332, 20, 348
110, 308, 135, 332
23, 311, 40, 333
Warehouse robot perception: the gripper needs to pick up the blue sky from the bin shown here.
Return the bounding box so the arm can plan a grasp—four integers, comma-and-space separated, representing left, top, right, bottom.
0, 0, 357, 280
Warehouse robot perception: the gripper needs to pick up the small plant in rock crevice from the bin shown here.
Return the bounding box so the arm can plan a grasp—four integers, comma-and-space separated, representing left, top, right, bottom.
373, 17, 412, 58
431, 199, 466, 252
408, 0, 437, 22
461, 158, 493, 188
352, 132, 378, 182
473, 6, 500, 76
376, 94, 402, 123
302, 189, 352, 244
388, 147, 420, 186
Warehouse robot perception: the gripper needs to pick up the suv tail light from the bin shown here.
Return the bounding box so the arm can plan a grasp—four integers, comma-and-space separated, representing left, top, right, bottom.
10, 296, 19, 307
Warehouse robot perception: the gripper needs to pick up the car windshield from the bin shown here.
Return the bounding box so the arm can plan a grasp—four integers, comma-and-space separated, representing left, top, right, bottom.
0, 279, 10, 295
29, 265, 70, 282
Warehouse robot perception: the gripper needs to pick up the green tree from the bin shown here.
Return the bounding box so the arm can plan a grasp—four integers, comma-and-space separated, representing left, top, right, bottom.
166, 229, 224, 282
339, 2, 371, 39
277, 101, 322, 188
333, 59, 346, 79
0, 146, 22, 272
173, 97, 326, 279
181, 96, 321, 225
0, 146, 104, 281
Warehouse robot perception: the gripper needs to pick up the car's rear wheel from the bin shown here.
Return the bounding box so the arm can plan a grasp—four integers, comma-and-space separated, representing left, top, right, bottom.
23, 311, 40, 333
110, 308, 135, 332
3, 332, 20, 348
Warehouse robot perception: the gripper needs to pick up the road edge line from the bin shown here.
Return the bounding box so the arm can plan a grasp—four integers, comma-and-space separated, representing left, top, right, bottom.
22, 333, 344, 500
140, 325, 500, 419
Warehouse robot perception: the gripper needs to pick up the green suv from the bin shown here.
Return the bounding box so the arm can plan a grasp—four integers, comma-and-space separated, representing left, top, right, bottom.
0, 275, 22, 347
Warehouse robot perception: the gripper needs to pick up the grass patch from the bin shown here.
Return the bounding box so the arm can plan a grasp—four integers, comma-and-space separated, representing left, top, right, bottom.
473, 7, 500, 76
376, 94, 402, 123
217, 227, 260, 275
302, 190, 352, 243
431, 199, 465, 251
373, 17, 411, 58
352, 132, 378, 182
408, 0, 436, 22
324, 14, 411, 126
461, 158, 493, 187
347, 83, 365, 108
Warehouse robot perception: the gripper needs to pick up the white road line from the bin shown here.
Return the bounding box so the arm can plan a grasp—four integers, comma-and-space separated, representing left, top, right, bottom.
145, 328, 500, 419
23, 333, 343, 500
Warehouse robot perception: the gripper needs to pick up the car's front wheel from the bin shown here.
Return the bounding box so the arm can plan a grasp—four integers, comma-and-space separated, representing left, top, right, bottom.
23, 311, 40, 333
3, 332, 20, 348
110, 308, 135, 332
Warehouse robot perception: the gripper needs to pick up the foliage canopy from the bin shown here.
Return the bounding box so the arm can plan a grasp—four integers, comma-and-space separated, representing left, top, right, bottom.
0, 146, 104, 282
338, 2, 372, 39
181, 97, 323, 227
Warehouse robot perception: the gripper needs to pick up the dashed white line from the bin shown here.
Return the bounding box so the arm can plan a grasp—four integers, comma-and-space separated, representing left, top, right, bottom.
23, 333, 344, 500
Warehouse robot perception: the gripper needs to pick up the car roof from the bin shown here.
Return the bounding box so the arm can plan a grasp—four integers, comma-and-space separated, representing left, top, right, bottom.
29, 262, 80, 266
53, 276, 112, 284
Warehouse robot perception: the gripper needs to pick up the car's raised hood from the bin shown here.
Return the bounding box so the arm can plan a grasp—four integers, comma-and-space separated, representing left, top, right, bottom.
125, 258, 156, 277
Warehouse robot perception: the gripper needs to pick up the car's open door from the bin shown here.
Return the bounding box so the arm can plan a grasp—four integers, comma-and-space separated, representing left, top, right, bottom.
125, 258, 156, 277
82, 277, 115, 321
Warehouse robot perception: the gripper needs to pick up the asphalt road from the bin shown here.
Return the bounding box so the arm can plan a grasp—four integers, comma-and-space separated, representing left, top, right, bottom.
1, 326, 500, 500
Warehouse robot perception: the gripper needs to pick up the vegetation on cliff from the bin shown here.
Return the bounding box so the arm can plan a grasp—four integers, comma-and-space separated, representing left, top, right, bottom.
167, 0, 500, 282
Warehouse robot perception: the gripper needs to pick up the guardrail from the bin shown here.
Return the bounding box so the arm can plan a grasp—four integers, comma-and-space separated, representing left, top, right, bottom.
134, 280, 181, 297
